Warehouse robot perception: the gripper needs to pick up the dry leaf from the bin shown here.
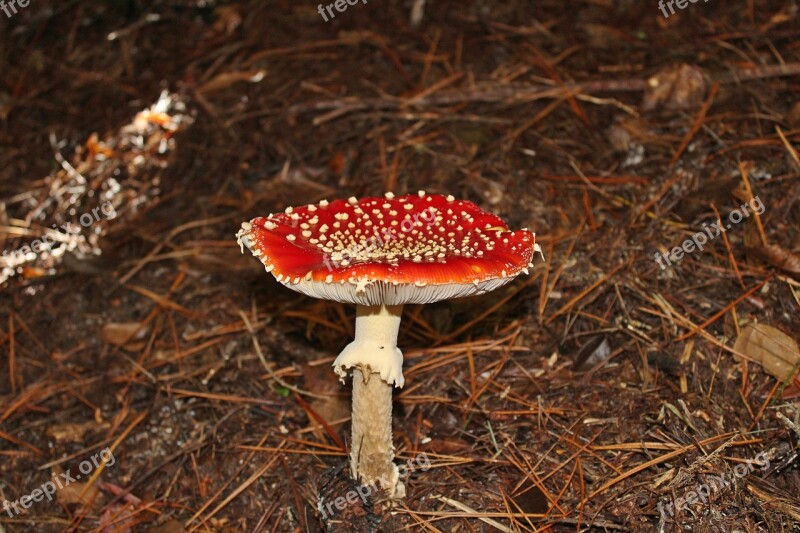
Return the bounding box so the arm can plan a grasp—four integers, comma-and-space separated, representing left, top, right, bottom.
747, 244, 800, 280
101, 322, 149, 350
734, 324, 800, 383
99, 503, 138, 533
213, 5, 242, 35
144, 520, 185, 533
309, 396, 349, 431
197, 70, 266, 95
582, 24, 619, 49
57, 478, 103, 508
788, 101, 800, 128
643, 63, 708, 111
46, 421, 104, 444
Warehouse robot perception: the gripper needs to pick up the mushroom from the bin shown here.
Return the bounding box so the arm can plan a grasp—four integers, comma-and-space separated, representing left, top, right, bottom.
236, 192, 542, 498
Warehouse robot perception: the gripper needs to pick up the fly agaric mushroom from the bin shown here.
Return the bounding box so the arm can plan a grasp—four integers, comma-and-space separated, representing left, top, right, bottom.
237, 192, 541, 498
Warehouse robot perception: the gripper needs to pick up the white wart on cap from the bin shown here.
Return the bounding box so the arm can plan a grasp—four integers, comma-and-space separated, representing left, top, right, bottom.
237, 192, 541, 306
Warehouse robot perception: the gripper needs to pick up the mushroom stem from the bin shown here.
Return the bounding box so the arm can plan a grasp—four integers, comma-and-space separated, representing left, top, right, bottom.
334, 303, 405, 498
351, 368, 403, 498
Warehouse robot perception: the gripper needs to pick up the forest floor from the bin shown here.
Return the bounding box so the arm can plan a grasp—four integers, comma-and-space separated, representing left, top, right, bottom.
1, 1, 799, 531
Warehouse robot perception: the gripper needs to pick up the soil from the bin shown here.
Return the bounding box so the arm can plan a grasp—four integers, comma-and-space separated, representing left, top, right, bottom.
1, 1, 799, 532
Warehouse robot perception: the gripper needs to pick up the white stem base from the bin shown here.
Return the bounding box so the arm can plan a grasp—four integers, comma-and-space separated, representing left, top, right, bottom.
333, 304, 406, 499
350, 368, 405, 499
333, 304, 405, 388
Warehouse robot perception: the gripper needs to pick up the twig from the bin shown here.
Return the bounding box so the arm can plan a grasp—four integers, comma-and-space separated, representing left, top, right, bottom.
675, 277, 771, 341
289, 62, 800, 124
710, 203, 745, 289
670, 82, 719, 167
434, 495, 515, 532
738, 161, 768, 246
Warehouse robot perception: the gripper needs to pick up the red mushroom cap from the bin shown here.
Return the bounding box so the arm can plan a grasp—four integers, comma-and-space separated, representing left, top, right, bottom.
237, 192, 539, 305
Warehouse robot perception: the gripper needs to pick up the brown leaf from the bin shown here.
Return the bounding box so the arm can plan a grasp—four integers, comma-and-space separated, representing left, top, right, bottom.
734, 324, 800, 383
197, 70, 266, 95
309, 396, 350, 432
101, 322, 150, 350
143, 519, 185, 533
747, 244, 800, 280
582, 23, 622, 49
786, 102, 800, 128
213, 5, 242, 35
643, 64, 709, 111
46, 421, 105, 444
788, 101, 800, 128
57, 477, 103, 508
673, 175, 739, 221
303, 361, 342, 395
99, 503, 138, 533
